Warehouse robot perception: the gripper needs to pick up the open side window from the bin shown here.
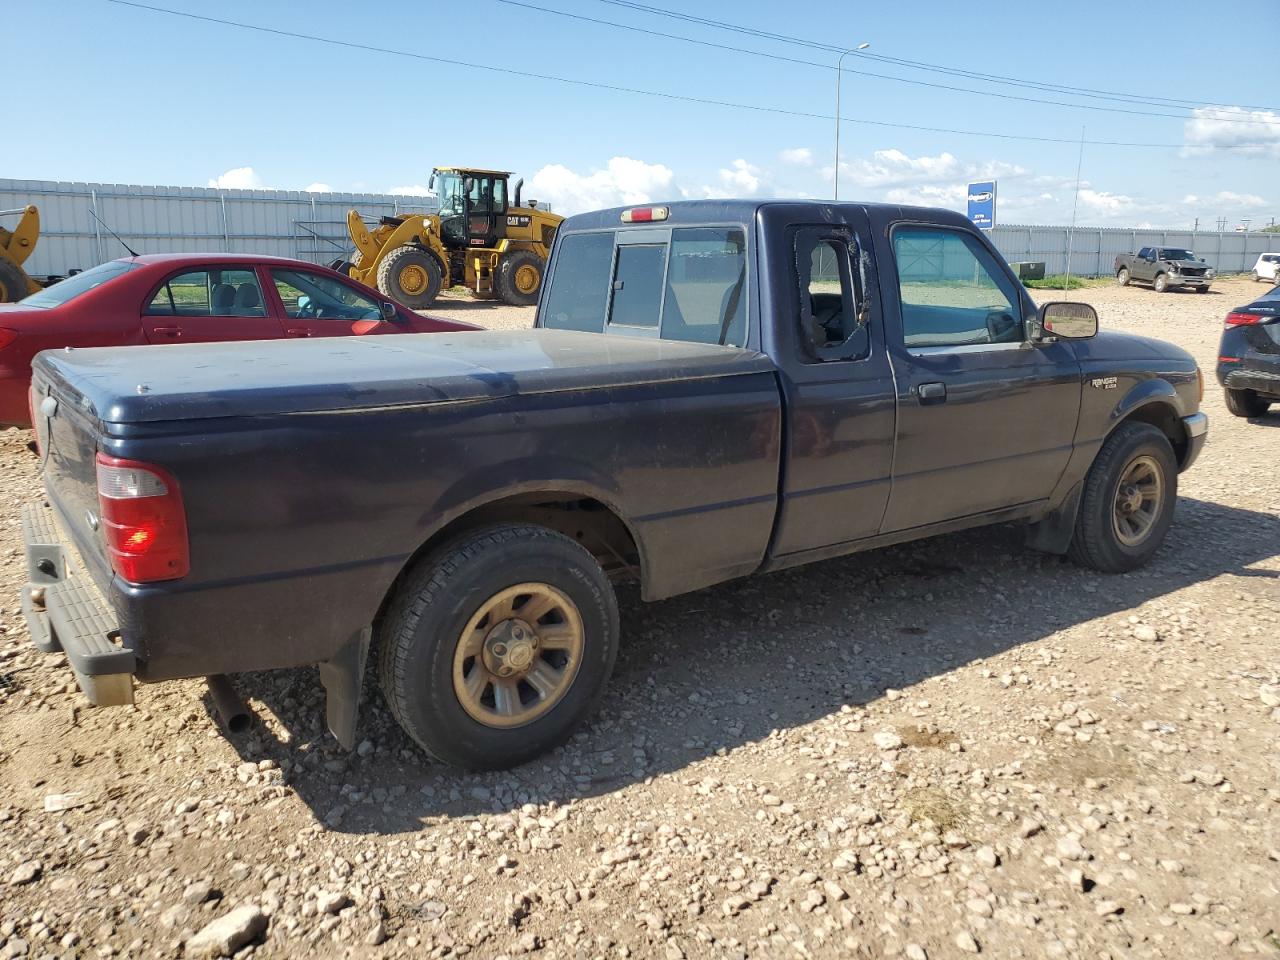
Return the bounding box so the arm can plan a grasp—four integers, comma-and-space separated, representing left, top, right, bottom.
793, 226, 870, 362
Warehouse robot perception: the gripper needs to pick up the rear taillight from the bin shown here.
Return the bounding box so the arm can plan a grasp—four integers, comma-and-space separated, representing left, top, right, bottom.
95, 453, 189, 583
0, 328, 16, 351
1225, 311, 1269, 325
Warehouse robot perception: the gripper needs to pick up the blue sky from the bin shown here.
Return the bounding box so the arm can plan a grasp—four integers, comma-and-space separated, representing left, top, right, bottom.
11, 0, 1280, 228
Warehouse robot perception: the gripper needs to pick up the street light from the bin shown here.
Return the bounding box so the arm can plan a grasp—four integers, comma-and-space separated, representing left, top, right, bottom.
833, 42, 870, 201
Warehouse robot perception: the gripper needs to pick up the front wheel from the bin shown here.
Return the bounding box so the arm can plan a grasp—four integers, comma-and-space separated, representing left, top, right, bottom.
1068, 422, 1177, 573
376, 246, 443, 309
1152, 273, 1169, 293
378, 524, 619, 770
1116, 267, 1130, 286
1225, 388, 1271, 418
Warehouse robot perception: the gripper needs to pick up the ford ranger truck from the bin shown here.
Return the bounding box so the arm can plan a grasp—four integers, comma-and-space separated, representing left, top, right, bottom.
1115, 247, 1215, 293
21, 199, 1207, 770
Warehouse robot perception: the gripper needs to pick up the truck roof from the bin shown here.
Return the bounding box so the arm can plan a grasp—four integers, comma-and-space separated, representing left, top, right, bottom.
559, 198, 980, 232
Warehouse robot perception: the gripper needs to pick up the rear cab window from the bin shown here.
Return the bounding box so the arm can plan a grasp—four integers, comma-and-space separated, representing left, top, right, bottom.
540, 225, 748, 347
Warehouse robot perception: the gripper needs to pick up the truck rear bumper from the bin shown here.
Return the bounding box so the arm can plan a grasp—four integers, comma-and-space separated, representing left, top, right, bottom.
20, 502, 135, 707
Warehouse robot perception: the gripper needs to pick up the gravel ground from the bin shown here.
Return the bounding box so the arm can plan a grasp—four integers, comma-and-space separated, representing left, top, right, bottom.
1, 277, 1278, 959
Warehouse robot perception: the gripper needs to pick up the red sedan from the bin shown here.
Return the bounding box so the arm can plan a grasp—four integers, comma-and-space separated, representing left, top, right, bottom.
0, 253, 477, 428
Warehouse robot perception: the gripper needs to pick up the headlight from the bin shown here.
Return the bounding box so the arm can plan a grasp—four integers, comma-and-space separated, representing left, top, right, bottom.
1169, 264, 1179, 273
1207, 268, 1216, 276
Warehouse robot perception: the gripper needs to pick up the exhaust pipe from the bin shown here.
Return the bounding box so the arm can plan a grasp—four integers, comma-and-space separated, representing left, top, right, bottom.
207, 675, 252, 734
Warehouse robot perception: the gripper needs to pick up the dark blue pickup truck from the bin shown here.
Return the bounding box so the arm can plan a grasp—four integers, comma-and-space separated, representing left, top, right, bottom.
20, 199, 1207, 769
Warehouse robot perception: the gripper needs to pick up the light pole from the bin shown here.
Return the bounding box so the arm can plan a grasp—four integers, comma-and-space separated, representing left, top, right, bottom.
833, 42, 870, 201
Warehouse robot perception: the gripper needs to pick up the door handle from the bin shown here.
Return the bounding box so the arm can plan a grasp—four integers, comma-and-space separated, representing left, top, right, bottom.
917, 382, 947, 404
150, 325, 182, 338
285, 327, 313, 337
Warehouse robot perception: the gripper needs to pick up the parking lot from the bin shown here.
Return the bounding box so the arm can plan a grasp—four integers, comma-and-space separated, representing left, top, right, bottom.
0, 276, 1277, 959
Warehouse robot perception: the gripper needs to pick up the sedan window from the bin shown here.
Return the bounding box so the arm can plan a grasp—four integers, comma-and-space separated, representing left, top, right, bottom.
271, 269, 381, 320
20, 260, 139, 309
147, 269, 266, 317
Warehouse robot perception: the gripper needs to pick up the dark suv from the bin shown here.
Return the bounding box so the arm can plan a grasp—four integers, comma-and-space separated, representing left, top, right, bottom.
1217, 283, 1280, 417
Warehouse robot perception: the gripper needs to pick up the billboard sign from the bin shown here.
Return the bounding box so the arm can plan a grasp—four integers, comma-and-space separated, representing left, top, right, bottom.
967, 181, 997, 231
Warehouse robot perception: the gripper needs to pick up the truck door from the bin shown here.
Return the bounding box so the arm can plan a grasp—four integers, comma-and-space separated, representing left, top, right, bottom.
878, 223, 1080, 531
766, 209, 897, 556
1133, 247, 1154, 282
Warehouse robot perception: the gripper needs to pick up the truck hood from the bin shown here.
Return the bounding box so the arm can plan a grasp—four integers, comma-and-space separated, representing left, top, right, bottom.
31, 329, 775, 425
1076, 329, 1196, 365
1168, 259, 1210, 269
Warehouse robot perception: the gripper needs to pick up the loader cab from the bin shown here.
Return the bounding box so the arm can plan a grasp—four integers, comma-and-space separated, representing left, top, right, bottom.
433, 168, 510, 251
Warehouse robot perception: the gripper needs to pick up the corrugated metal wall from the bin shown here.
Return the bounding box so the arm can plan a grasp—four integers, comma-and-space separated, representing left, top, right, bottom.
988, 224, 1280, 277
7, 177, 1280, 280
0, 178, 438, 277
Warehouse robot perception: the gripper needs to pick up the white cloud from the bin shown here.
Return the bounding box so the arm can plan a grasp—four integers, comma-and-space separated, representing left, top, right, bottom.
779, 147, 813, 166
1078, 188, 1135, 213
528, 157, 677, 215
304, 182, 333, 193
717, 159, 762, 195
207, 166, 265, 190
1182, 190, 1266, 209
388, 184, 433, 196
828, 149, 1026, 191
882, 184, 967, 210
1183, 106, 1280, 157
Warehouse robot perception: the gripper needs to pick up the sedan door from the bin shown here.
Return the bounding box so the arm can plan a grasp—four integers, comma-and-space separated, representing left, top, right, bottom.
265, 267, 391, 338
141, 266, 286, 343
879, 223, 1081, 531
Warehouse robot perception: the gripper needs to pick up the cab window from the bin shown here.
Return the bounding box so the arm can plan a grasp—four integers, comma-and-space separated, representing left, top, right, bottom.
540, 232, 614, 332
146, 268, 266, 317
540, 226, 750, 346
794, 227, 868, 361
892, 226, 1021, 349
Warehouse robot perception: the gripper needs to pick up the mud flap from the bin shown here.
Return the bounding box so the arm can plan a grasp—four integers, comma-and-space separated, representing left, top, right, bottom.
1025, 483, 1082, 555
318, 627, 371, 750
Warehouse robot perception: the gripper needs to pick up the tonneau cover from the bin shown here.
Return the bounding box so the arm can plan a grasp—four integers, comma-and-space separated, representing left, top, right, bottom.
32, 329, 775, 424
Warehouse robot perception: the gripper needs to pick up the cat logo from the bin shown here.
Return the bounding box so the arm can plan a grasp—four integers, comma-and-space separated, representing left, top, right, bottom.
507, 215, 531, 227
1090, 376, 1118, 390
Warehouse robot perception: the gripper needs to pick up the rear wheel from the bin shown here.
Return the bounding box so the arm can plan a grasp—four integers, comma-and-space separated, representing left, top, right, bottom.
378, 524, 619, 770
376, 246, 443, 309
0, 258, 29, 304
1116, 267, 1130, 286
1068, 422, 1177, 573
1225, 387, 1271, 418
1152, 273, 1169, 293
1196, 286, 1210, 294
496, 251, 544, 306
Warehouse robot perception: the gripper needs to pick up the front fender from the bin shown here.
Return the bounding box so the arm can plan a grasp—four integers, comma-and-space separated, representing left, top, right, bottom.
1108, 376, 1185, 427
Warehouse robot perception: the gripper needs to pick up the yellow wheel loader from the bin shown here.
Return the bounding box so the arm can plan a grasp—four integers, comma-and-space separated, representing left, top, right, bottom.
0, 206, 44, 303
340, 168, 562, 309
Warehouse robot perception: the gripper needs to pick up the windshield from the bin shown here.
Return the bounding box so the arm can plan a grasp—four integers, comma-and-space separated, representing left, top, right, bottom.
436, 172, 466, 216
1161, 249, 1196, 261
20, 260, 139, 309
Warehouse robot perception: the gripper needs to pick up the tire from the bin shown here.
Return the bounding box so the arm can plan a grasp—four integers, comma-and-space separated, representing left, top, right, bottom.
1152, 273, 1168, 293
0, 257, 30, 304
1067, 422, 1178, 574
1196, 285, 1210, 294
1116, 267, 1130, 286
378, 524, 620, 770
376, 246, 443, 309
495, 250, 544, 306
349, 250, 364, 270
1225, 387, 1271, 418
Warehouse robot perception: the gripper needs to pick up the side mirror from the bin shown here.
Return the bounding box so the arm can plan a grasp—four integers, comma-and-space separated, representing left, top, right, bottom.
381, 301, 399, 321
1040, 301, 1098, 340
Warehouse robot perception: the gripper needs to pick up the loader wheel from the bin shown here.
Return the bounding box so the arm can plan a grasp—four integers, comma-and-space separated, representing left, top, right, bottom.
0, 258, 29, 304
376, 246, 442, 309
496, 251, 544, 306
377, 524, 619, 770
349, 250, 363, 270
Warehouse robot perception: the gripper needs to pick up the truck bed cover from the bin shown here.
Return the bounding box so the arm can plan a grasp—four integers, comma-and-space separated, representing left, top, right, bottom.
33, 329, 774, 424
